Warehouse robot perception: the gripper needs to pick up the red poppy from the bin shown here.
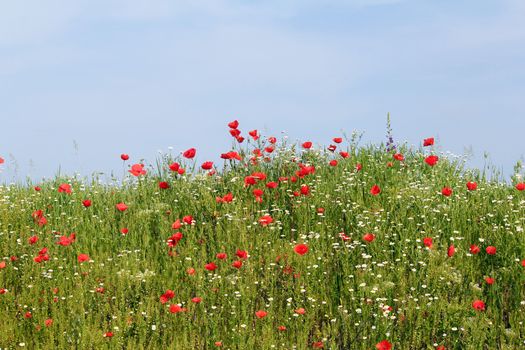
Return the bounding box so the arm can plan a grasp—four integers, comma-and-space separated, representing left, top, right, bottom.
58, 183, 72, 194
129, 164, 146, 176
216, 253, 227, 260
259, 215, 273, 226
363, 233, 375, 243
205, 262, 217, 271
82, 199, 92, 207
393, 153, 404, 161
295, 308, 306, 315
486, 246, 496, 255
423, 237, 433, 248
466, 181, 477, 191
333, 137, 343, 143
327, 144, 337, 152
77, 254, 90, 263
228, 120, 239, 129
255, 310, 267, 319
302, 141, 312, 149
441, 187, 453, 197
340, 151, 349, 158
370, 185, 381, 195
469, 244, 480, 254
103, 332, 114, 338
423, 137, 434, 147
120, 154, 129, 161
447, 245, 455, 257
116, 202, 128, 212
329, 160, 338, 166
120, 228, 129, 235
484, 277, 494, 285
0, 157, 4, 164
472, 300, 486, 311
376, 340, 392, 350
278, 325, 287, 331
28, 235, 38, 245
45, 319, 53, 327
300, 185, 310, 196
34, 186, 41, 191
248, 130, 259, 140
160, 289, 175, 304
56, 233, 76, 246
294, 243, 309, 255
183, 215, 193, 225
236, 249, 248, 259
191, 297, 202, 303
516, 183, 525, 191
232, 260, 243, 269
169, 162, 180, 172
183, 148, 196, 159
201, 161, 213, 170
169, 304, 187, 313
356, 163, 362, 171
425, 155, 439, 166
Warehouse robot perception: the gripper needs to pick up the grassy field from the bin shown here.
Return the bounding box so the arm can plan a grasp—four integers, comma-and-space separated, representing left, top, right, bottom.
1, 123, 525, 349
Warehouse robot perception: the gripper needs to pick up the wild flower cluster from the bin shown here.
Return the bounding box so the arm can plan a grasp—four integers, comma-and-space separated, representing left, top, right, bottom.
1, 121, 525, 349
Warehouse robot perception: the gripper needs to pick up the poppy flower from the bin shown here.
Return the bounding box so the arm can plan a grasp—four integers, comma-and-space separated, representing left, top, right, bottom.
169, 304, 187, 313
469, 244, 480, 254
160, 290, 175, 304
376, 340, 392, 350
363, 233, 375, 243
120, 228, 129, 235
327, 144, 337, 152
300, 185, 310, 196
485, 246, 496, 255
82, 199, 92, 207
472, 300, 486, 311
214, 341, 223, 347
255, 310, 267, 319
159, 181, 170, 189
216, 253, 227, 260
312, 342, 324, 349
205, 262, 217, 271
103, 332, 114, 338
259, 215, 273, 226
278, 325, 287, 331
466, 181, 478, 191
370, 185, 381, 196
228, 120, 239, 129
333, 137, 343, 143
58, 183, 72, 194
232, 260, 243, 269
183, 215, 193, 225
516, 183, 525, 191
423, 137, 434, 147
169, 162, 180, 172
302, 141, 312, 149
295, 308, 306, 315
34, 186, 41, 191
116, 202, 128, 212
129, 164, 146, 176
484, 277, 494, 285
236, 250, 248, 259
329, 160, 338, 166
447, 245, 455, 257
423, 237, 433, 248
0, 157, 4, 164
248, 130, 259, 140
120, 154, 129, 161
77, 254, 90, 263
425, 155, 439, 166
201, 161, 213, 170
183, 148, 196, 159
393, 153, 404, 161
191, 297, 202, 303
340, 151, 349, 158
294, 243, 309, 255
57, 233, 76, 246
28, 235, 38, 245
45, 319, 53, 327
441, 187, 453, 197
356, 163, 362, 171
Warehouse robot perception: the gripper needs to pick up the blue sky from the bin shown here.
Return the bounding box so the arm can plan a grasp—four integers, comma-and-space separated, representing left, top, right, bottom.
1, 0, 524, 182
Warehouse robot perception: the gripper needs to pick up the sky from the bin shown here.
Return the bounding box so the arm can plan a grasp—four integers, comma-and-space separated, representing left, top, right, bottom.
1, 0, 524, 183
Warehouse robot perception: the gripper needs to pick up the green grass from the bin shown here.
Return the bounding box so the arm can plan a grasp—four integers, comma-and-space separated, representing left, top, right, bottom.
1, 136, 525, 350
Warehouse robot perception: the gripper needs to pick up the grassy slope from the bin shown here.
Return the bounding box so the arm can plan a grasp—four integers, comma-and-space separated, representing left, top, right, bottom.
0, 140, 525, 350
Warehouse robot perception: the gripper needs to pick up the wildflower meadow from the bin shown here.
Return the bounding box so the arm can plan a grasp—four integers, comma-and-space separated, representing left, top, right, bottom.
1, 120, 525, 349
